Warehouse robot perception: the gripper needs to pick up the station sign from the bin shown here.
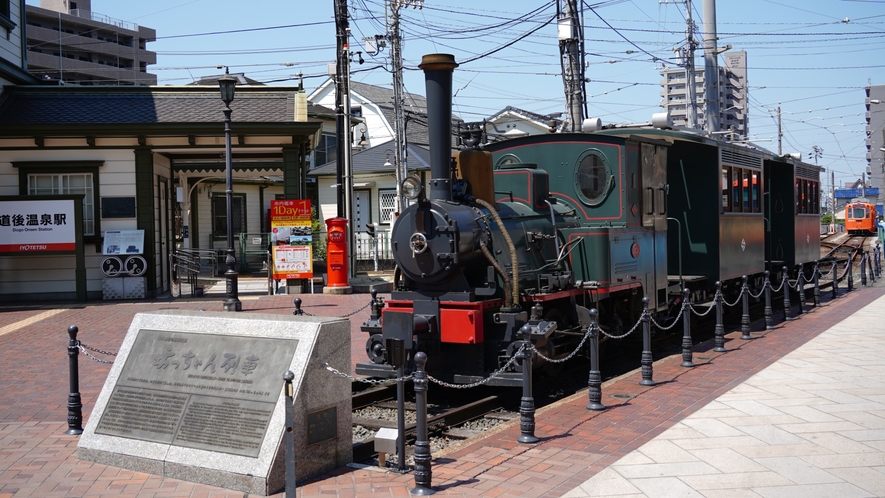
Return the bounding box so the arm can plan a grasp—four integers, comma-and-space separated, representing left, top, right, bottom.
0, 199, 77, 253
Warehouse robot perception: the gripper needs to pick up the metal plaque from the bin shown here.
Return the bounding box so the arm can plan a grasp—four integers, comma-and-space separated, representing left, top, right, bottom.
306, 406, 337, 446
95, 329, 298, 457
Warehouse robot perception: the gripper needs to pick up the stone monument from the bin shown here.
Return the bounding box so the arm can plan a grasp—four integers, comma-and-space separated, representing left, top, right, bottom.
77, 310, 352, 495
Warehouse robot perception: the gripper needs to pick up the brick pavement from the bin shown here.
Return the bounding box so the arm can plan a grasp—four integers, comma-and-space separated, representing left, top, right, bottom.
1, 284, 882, 497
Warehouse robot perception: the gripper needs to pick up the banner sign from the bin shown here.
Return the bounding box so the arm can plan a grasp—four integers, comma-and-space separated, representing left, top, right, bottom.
0, 199, 77, 253
269, 200, 313, 279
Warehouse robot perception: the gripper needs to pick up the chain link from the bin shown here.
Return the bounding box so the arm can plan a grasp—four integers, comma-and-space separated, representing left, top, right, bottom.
721, 286, 744, 308
322, 362, 413, 385
296, 300, 373, 318
648, 302, 685, 331
80, 342, 117, 357
427, 344, 526, 389
599, 312, 644, 339
747, 283, 766, 300
77, 343, 115, 364
533, 326, 592, 364
770, 274, 786, 293
689, 294, 717, 317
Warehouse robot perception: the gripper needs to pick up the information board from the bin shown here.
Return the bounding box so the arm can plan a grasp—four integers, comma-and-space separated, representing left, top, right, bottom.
270, 200, 313, 280
94, 329, 298, 457
103, 230, 145, 255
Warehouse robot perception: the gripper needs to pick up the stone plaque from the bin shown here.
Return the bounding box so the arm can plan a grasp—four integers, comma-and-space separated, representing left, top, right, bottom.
95, 329, 298, 457
306, 406, 337, 446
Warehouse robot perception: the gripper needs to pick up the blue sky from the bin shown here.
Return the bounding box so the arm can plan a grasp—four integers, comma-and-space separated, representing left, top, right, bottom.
27, 0, 885, 190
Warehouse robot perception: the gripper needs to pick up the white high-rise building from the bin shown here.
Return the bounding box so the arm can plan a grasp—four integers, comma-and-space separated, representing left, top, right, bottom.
660, 51, 748, 139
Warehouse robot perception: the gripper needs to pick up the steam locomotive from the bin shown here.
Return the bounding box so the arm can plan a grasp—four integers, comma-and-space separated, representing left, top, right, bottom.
355, 54, 822, 386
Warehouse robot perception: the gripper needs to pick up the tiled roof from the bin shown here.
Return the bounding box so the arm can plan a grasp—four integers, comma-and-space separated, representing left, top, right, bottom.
350, 80, 430, 147
0, 86, 329, 125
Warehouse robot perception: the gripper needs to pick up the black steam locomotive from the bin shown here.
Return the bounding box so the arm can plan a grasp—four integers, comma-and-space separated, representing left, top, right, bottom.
355, 54, 822, 386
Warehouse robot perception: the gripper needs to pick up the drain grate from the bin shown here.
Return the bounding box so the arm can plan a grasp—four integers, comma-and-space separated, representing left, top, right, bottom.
609, 393, 635, 399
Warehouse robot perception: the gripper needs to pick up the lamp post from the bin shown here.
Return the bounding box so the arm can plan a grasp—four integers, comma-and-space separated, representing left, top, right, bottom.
219, 68, 241, 312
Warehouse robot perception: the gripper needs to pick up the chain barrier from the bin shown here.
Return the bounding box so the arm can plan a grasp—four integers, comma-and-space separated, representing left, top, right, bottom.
747, 284, 766, 300
648, 301, 686, 331
599, 311, 644, 340
721, 286, 745, 308
689, 295, 718, 317
533, 326, 593, 364
428, 344, 527, 389
77, 342, 115, 364
297, 300, 372, 318
817, 263, 835, 279
770, 274, 787, 293
322, 362, 413, 385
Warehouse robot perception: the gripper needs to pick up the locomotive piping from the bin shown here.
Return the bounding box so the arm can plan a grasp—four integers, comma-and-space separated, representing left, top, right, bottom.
475, 197, 519, 307
479, 240, 513, 308
419, 54, 458, 203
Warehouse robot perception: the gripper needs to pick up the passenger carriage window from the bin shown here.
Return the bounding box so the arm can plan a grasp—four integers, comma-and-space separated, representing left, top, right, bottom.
722, 167, 731, 212
742, 170, 751, 211
751, 172, 760, 212
575, 150, 612, 206
732, 168, 742, 212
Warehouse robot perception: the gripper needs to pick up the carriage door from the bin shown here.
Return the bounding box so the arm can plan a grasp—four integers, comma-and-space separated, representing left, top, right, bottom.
641, 143, 668, 310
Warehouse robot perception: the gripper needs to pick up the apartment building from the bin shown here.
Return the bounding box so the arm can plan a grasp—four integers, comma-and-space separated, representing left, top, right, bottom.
660, 51, 748, 139
865, 85, 885, 211
25, 0, 156, 85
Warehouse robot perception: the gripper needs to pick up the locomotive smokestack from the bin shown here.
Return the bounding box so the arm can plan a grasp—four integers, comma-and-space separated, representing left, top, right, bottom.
419, 54, 458, 202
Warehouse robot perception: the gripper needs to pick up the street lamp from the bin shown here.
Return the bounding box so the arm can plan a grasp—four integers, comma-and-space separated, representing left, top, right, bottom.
219, 68, 241, 312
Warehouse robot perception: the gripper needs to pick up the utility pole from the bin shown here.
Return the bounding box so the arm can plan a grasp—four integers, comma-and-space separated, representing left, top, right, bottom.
334, 0, 348, 219
558, 0, 586, 132
702, 0, 720, 134
662, 0, 698, 128
777, 105, 782, 155
388, 0, 423, 215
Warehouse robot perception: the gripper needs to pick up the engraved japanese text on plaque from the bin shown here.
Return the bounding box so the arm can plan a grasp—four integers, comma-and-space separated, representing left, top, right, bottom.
95, 329, 298, 457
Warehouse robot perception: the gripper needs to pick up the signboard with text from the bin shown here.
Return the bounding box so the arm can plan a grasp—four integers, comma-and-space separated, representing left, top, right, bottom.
103, 230, 145, 255
270, 199, 313, 280
0, 199, 77, 253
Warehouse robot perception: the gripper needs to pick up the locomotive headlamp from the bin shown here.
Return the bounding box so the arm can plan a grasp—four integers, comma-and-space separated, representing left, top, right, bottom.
402, 175, 424, 200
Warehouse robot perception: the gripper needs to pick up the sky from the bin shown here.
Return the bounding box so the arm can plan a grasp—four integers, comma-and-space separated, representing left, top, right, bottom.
26, 0, 885, 191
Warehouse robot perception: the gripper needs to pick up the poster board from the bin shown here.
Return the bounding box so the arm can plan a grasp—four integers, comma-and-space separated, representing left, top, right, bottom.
103, 230, 145, 255
269, 200, 313, 280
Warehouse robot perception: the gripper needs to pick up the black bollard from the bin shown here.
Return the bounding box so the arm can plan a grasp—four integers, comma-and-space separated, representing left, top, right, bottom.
763, 271, 773, 330
797, 270, 806, 315
861, 252, 868, 287
867, 251, 875, 283
66, 325, 84, 435
681, 289, 695, 367
586, 309, 605, 411
639, 297, 655, 386
283, 370, 296, 498
410, 352, 434, 496
714, 281, 726, 352
517, 325, 539, 443
740, 276, 752, 340
292, 298, 303, 316
813, 261, 821, 308
848, 259, 854, 292
783, 266, 792, 321
832, 261, 839, 299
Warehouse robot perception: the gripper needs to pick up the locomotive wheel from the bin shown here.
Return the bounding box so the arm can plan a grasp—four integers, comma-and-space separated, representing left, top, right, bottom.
365, 334, 386, 364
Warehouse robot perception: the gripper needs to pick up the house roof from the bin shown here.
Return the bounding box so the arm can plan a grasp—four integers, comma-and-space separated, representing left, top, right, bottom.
349, 80, 431, 147
308, 144, 431, 177
0, 85, 332, 127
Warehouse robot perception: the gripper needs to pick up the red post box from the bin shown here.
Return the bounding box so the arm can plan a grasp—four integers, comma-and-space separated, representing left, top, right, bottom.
325, 217, 349, 287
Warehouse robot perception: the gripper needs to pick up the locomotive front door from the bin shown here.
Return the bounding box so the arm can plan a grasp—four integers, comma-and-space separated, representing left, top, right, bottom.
641, 143, 669, 310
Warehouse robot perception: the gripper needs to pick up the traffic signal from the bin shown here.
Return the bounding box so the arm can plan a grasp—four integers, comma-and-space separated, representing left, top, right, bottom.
366, 223, 376, 237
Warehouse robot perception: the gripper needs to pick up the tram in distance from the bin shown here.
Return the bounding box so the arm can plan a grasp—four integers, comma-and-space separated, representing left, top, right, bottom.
845, 201, 878, 235
355, 54, 823, 386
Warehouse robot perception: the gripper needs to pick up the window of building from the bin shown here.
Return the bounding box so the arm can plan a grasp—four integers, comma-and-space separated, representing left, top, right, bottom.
314, 134, 337, 168
211, 194, 246, 239
27, 173, 95, 235
379, 189, 397, 224
1, 1, 16, 31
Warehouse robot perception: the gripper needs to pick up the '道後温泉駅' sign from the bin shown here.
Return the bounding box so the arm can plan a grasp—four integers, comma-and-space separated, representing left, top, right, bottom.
0, 199, 77, 253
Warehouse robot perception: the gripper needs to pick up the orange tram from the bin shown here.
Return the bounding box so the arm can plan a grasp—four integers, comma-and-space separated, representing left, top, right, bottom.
845, 202, 878, 235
